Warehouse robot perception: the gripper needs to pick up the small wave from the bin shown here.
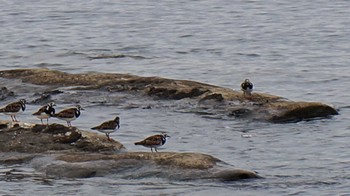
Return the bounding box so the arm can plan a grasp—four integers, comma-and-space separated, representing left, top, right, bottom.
179, 34, 193, 38
34, 63, 64, 67
88, 54, 147, 60
236, 53, 261, 57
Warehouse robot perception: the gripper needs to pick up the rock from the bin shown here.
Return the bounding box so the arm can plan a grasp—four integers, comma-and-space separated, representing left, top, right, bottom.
0, 68, 338, 123
30, 90, 63, 104
0, 124, 260, 181
0, 153, 37, 165
267, 101, 338, 123
0, 122, 125, 153
0, 86, 15, 101
45, 152, 261, 181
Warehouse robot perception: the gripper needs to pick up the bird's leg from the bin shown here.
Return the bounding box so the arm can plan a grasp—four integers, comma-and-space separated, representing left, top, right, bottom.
41, 119, 44, 125
155, 148, 158, 152
13, 116, 19, 122
247, 93, 253, 100
151, 148, 153, 153
10, 115, 15, 122
106, 133, 110, 140
46, 119, 49, 125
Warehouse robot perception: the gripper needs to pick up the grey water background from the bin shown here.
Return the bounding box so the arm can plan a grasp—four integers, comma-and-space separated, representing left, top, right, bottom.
0, 0, 349, 195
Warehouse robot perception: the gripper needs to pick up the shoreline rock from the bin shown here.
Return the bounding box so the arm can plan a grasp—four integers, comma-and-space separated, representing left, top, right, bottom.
0, 123, 260, 181
0, 121, 124, 153
0, 68, 338, 123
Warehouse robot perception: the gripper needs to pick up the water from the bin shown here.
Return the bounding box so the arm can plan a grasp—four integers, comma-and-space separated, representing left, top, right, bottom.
0, 0, 350, 195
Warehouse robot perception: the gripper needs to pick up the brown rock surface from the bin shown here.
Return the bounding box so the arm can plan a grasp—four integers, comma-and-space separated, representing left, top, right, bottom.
0, 68, 338, 122
0, 123, 260, 181
0, 121, 124, 153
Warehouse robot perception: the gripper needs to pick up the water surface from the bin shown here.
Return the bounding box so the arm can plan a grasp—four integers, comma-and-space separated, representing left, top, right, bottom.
0, 0, 349, 195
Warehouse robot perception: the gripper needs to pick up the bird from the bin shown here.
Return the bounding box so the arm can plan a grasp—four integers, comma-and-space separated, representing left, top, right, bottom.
32, 102, 56, 125
91, 116, 120, 140
241, 79, 253, 96
134, 133, 170, 152
0, 99, 26, 122
52, 105, 84, 127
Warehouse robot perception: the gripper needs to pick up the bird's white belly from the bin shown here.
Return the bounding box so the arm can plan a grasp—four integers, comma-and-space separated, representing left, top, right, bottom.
97, 129, 117, 134
35, 113, 50, 119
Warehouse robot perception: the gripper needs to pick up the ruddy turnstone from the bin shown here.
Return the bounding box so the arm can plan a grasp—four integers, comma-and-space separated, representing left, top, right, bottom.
241, 79, 253, 96
91, 116, 120, 140
134, 133, 170, 152
32, 102, 56, 125
52, 105, 84, 127
0, 99, 26, 122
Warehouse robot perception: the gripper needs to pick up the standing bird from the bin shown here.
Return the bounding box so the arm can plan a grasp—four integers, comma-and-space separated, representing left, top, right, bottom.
32, 102, 56, 125
0, 99, 26, 122
91, 116, 120, 140
241, 79, 253, 96
52, 105, 84, 127
134, 133, 170, 152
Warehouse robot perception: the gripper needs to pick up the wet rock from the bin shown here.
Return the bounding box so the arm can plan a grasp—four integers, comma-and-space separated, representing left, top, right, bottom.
0, 68, 338, 122
30, 90, 63, 104
46, 152, 261, 181
0, 124, 260, 181
0, 153, 37, 165
228, 107, 252, 118
0, 122, 124, 153
199, 93, 225, 102
0, 86, 15, 101
267, 101, 338, 123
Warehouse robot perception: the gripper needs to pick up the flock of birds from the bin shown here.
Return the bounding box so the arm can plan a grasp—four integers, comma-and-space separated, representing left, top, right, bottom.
0, 79, 253, 152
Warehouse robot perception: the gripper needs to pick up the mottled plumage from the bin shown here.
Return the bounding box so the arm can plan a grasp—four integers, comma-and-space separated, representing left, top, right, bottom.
0, 99, 26, 122
241, 79, 253, 95
53, 105, 84, 127
91, 116, 120, 140
32, 102, 56, 125
134, 133, 170, 152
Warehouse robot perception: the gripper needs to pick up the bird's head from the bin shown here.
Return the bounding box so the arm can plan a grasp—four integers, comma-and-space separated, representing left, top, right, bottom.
19, 99, 27, 104
76, 105, 84, 111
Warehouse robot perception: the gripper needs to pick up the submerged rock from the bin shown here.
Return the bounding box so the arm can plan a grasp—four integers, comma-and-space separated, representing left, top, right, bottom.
0, 124, 260, 181
0, 86, 15, 101
0, 68, 338, 123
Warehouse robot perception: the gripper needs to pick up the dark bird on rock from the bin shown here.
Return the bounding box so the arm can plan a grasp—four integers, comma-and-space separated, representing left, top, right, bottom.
91, 116, 120, 140
241, 79, 253, 96
32, 102, 56, 125
0, 99, 26, 122
134, 133, 170, 152
52, 105, 84, 127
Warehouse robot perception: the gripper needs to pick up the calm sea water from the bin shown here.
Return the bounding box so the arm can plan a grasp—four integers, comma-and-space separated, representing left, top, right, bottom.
1, 0, 350, 195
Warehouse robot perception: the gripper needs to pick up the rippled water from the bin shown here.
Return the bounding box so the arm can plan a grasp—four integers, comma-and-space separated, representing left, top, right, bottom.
1, 0, 350, 195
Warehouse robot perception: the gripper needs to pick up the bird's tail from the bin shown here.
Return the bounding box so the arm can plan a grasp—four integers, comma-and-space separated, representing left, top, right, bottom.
134, 141, 142, 145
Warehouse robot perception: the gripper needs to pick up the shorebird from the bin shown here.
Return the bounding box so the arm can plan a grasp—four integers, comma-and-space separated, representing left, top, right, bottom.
241, 79, 253, 96
32, 102, 56, 125
0, 99, 26, 122
91, 116, 120, 140
134, 133, 170, 152
52, 105, 84, 127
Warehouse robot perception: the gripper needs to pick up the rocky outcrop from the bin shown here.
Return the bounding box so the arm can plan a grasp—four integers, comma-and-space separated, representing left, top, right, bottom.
0, 68, 338, 122
0, 121, 124, 153
0, 123, 260, 181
